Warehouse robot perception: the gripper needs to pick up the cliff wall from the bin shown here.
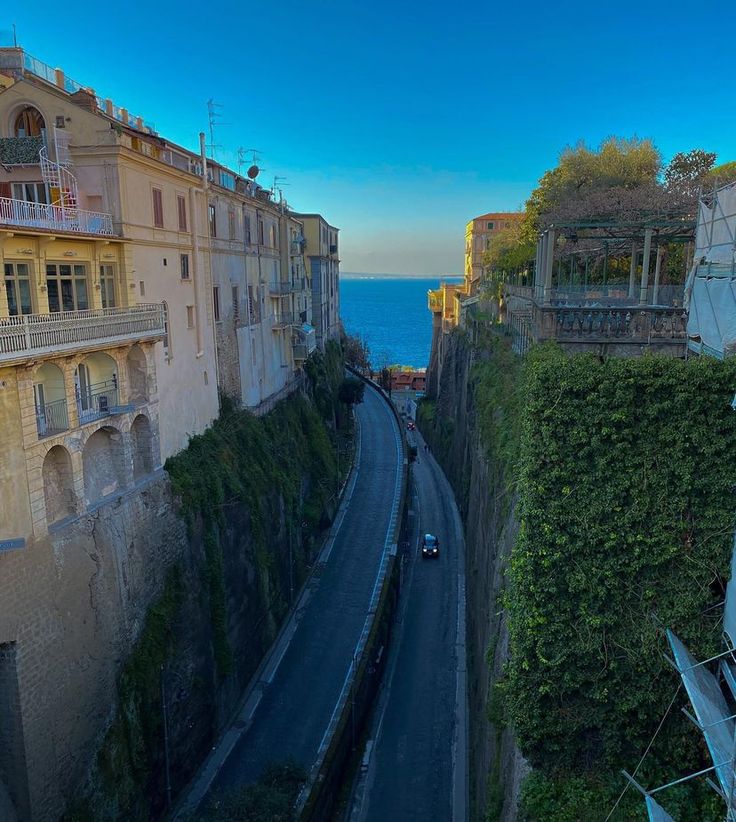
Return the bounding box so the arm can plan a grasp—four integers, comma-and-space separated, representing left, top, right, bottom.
420, 327, 525, 822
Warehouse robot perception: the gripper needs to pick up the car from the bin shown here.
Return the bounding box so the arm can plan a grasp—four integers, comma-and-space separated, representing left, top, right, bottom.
407, 420, 416, 431
421, 533, 439, 558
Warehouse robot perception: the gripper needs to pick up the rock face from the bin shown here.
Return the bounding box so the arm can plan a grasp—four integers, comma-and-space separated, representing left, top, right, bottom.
422, 328, 526, 822
0, 386, 339, 822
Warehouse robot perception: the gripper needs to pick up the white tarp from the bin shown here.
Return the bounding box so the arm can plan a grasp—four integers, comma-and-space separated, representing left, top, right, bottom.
685, 183, 736, 357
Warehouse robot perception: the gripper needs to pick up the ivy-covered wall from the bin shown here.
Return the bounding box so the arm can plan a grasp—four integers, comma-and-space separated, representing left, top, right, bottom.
64, 343, 345, 821
423, 329, 736, 821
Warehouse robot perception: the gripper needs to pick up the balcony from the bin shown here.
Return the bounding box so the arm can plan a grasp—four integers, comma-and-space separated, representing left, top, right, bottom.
290, 239, 305, 256
0, 304, 166, 365
428, 289, 443, 313
268, 281, 292, 296
0, 197, 114, 236
272, 312, 296, 330
36, 397, 69, 438
77, 378, 121, 425
292, 343, 308, 361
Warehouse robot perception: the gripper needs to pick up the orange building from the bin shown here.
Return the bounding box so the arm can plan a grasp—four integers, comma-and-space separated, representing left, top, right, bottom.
464, 211, 523, 293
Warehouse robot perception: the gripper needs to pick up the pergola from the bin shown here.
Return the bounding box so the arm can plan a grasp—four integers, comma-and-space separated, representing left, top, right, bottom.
533, 216, 696, 306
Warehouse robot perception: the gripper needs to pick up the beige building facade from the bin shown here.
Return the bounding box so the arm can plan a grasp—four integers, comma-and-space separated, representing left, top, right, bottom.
298, 213, 340, 348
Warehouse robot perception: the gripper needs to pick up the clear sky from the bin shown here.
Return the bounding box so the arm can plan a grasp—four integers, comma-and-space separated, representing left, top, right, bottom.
5, 1, 736, 275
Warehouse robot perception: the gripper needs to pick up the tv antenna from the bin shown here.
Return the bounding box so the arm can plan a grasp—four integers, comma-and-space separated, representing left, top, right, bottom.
272, 175, 288, 194
206, 99, 229, 159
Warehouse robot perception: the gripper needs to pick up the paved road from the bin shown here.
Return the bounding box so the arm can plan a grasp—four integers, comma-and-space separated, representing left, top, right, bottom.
201, 385, 402, 803
352, 426, 467, 821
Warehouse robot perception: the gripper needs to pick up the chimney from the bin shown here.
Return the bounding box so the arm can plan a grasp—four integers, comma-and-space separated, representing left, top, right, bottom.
69, 88, 97, 112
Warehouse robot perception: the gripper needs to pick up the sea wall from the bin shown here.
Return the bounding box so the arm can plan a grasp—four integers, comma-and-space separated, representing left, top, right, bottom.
420, 327, 525, 821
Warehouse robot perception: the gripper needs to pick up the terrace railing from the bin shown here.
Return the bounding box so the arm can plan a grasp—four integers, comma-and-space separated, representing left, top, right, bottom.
0, 304, 166, 363
0, 197, 114, 236
36, 397, 70, 438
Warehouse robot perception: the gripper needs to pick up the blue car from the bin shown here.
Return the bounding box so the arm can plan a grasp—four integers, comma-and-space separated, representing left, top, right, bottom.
421, 533, 439, 558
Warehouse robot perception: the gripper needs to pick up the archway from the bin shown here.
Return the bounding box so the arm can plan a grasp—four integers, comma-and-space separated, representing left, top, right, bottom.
131, 415, 153, 480
75, 352, 117, 423
127, 345, 148, 404
82, 426, 126, 506
34, 362, 68, 437
42, 445, 75, 524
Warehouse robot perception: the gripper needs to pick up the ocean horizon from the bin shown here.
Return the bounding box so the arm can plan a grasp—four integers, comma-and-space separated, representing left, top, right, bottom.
341, 271, 463, 280
340, 275, 463, 369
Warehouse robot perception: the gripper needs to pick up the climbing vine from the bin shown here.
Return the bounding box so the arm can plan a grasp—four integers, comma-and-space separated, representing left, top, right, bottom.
506, 348, 736, 819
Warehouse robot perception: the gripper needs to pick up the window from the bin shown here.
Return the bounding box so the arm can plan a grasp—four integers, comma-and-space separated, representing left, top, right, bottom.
152, 188, 164, 228
270, 225, 277, 248
187, 305, 195, 328
232, 285, 239, 321
244, 213, 252, 245
46, 263, 89, 312
208, 204, 217, 237
487, 221, 494, 230
258, 218, 264, 246
139, 280, 146, 297
177, 195, 187, 231
12, 182, 47, 204
213, 287, 220, 322
180, 253, 190, 280
4, 262, 32, 316
99, 264, 116, 308
228, 209, 236, 240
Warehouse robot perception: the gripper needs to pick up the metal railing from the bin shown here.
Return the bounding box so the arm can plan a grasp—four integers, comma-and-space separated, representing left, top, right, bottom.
268, 281, 292, 296
0, 196, 114, 236
271, 312, 296, 329
428, 290, 443, 312
0, 304, 166, 362
77, 379, 119, 424
35, 397, 69, 438
292, 343, 308, 360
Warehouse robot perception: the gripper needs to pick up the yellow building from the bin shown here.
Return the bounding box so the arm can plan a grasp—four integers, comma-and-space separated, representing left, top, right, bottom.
463, 211, 522, 294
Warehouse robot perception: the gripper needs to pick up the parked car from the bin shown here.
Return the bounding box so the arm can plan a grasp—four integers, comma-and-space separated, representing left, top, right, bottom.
421, 533, 439, 558
407, 420, 416, 431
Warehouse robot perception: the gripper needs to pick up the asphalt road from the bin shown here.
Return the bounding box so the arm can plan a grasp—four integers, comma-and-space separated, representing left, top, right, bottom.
351, 426, 467, 822
204, 385, 402, 802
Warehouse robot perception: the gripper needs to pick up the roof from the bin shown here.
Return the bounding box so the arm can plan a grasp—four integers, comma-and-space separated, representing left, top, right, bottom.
471, 212, 523, 222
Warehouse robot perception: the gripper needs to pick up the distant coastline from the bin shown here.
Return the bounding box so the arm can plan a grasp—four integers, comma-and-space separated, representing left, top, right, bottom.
341, 271, 463, 280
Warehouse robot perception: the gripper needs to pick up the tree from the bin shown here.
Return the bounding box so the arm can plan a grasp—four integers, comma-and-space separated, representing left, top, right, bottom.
706, 161, 736, 189
341, 331, 371, 374
338, 377, 365, 432
663, 149, 716, 197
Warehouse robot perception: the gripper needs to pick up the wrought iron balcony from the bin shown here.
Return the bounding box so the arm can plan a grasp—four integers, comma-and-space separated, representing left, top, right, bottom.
0, 304, 166, 364
292, 343, 308, 361
268, 281, 292, 296
77, 379, 120, 425
0, 196, 114, 236
271, 312, 296, 330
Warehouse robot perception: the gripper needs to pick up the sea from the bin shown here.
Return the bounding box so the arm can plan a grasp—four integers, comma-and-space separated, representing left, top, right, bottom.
340, 274, 463, 369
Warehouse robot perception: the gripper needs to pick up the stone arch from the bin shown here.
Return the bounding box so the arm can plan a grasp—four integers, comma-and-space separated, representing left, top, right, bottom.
130, 415, 153, 480
82, 426, 126, 506
127, 345, 148, 404
42, 445, 76, 524
10, 104, 45, 138
75, 352, 118, 423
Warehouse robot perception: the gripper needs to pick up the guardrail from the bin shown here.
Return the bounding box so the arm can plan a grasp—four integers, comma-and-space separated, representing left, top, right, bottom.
296, 368, 409, 820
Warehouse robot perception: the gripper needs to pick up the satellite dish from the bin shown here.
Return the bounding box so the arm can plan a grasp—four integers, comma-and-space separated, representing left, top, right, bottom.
247, 164, 260, 179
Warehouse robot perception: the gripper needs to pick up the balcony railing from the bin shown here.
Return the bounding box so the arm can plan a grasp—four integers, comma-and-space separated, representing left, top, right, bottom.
0, 197, 114, 236
268, 281, 292, 296
36, 397, 69, 438
0, 304, 166, 363
272, 312, 296, 330
77, 379, 120, 424
292, 343, 308, 361
428, 289, 443, 312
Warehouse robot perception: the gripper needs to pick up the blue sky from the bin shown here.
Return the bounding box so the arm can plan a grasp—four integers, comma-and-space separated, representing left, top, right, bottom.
5, 1, 736, 275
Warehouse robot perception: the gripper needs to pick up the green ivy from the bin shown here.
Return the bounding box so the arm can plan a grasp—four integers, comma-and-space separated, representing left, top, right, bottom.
506, 349, 736, 818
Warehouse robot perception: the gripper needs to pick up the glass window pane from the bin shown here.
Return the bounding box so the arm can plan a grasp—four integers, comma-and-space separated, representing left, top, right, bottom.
17, 263, 29, 277
75, 279, 88, 310
59, 265, 71, 278
18, 280, 31, 314
73, 265, 86, 277
6, 280, 17, 315
47, 281, 60, 312
60, 279, 74, 311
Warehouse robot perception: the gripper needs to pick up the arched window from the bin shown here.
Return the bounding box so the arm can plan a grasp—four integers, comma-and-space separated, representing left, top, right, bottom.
12, 105, 45, 138
34, 362, 68, 437
82, 426, 126, 506
75, 352, 118, 423
42, 445, 75, 524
